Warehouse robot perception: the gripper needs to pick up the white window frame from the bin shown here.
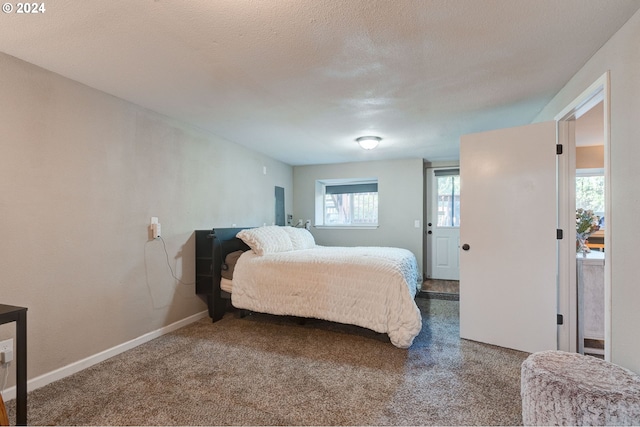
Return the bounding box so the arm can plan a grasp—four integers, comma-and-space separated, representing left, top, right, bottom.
314, 178, 379, 229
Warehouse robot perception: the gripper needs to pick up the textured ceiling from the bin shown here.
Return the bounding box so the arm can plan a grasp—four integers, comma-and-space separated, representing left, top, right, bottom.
1, 0, 638, 165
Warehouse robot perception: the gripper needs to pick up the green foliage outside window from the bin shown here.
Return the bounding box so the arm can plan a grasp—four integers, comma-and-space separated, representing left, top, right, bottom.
576, 175, 604, 214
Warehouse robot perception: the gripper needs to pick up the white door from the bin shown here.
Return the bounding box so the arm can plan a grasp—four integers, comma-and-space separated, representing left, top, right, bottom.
426, 168, 460, 280
459, 121, 558, 353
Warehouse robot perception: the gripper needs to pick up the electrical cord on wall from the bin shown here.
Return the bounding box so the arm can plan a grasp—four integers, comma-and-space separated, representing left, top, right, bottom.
157, 236, 195, 286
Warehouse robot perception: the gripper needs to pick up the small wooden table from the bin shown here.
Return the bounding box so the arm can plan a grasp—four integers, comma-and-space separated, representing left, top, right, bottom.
587, 229, 605, 250
0, 305, 27, 425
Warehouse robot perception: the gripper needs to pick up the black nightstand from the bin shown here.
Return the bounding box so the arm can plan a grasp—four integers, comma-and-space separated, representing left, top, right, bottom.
0, 305, 27, 425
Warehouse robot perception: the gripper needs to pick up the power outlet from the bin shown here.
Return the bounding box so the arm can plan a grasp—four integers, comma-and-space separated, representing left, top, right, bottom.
150, 217, 161, 239
0, 339, 13, 364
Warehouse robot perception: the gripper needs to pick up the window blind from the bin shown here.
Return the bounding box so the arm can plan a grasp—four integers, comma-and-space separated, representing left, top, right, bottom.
434, 168, 459, 177
325, 183, 378, 195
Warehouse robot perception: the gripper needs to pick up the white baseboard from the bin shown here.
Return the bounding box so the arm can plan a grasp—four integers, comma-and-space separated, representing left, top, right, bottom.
1, 310, 208, 401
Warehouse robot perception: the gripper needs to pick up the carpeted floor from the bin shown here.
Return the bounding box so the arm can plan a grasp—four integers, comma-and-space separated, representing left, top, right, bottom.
6, 298, 529, 425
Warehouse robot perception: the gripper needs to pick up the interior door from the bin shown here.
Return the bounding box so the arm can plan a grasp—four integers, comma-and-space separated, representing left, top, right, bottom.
459, 121, 557, 353
426, 168, 460, 280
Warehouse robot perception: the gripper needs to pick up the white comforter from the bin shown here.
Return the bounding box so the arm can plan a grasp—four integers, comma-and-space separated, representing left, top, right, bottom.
231, 246, 422, 348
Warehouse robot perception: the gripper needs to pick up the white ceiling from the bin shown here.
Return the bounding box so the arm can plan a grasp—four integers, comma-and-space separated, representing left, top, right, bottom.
1, 0, 638, 166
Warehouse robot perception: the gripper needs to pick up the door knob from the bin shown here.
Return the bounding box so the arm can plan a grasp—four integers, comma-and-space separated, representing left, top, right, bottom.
462, 243, 470, 251
427, 230, 432, 234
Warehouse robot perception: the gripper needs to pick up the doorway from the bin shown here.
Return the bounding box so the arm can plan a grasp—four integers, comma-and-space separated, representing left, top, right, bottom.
424, 165, 461, 298
575, 101, 605, 358
426, 167, 460, 281
556, 72, 611, 360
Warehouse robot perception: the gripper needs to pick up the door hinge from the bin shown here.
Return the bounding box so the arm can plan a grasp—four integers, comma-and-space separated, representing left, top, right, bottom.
556, 144, 563, 155
556, 229, 563, 240
557, 314, 564, 325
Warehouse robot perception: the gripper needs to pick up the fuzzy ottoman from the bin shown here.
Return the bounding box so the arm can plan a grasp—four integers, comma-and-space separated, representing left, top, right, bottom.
521, 350, 640, 426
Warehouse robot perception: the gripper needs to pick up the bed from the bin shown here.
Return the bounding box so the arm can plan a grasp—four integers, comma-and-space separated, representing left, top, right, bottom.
195, 226, 422, 348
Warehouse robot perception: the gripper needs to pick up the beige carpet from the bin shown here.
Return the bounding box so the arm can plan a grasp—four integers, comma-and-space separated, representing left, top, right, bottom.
6, 299, 528, 425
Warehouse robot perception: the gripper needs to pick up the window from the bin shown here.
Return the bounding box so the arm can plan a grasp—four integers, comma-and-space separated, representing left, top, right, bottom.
435, 169, 460, 227
576, 169, 605, 223
315, 178, 378, 227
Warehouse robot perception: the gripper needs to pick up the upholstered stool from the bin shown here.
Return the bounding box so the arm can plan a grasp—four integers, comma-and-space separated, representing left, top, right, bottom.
521, 350, 640, 426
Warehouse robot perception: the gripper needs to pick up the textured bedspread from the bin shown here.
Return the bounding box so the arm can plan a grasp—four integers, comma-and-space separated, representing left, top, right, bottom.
231, 246, 422, 348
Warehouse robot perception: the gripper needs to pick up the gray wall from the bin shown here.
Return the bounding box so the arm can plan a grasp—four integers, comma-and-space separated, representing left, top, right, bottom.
293, 158, 424, 274
534, 8, 640, 373
0, 52, 293, 386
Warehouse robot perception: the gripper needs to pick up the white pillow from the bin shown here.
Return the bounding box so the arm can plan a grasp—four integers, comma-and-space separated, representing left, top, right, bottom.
236, 226, 293, 256
283, 226, 316, 250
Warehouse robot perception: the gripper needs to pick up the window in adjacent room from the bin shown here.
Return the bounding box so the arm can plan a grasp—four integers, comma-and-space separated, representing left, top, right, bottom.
576, 170, 605, 219
435, 169, 460, 227
576, 168, 605, 230
315, 178, 378, 227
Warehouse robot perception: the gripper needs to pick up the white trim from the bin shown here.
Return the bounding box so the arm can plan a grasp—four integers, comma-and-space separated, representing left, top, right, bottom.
556, 120, 577, 353
1, 310, 208, 401
603, 72, 612, 363
555, 73, 609, 121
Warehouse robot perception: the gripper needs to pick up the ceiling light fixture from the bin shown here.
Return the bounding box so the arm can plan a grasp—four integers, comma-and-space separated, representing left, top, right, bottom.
356, 136, 381, 150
